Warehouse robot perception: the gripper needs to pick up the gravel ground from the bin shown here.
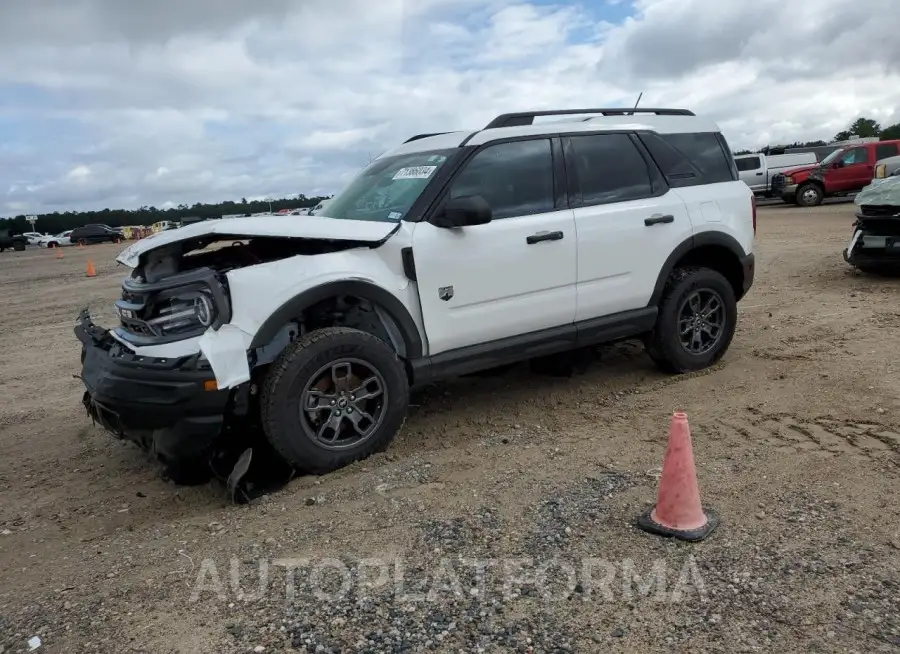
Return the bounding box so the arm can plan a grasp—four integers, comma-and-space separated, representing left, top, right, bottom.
1, 204, 899, 653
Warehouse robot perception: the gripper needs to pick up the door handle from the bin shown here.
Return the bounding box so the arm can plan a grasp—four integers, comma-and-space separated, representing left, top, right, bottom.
644, 214, 675, 226
755, 172, 764, 176
526, 230, 564, 244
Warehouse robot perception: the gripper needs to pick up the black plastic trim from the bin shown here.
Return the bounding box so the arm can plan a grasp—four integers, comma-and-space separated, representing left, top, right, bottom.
249, 280, 424, 359
401, 247, 417, 281
408, 307, 657, 386
550, 137, 569, 209
649, 232, 750, 306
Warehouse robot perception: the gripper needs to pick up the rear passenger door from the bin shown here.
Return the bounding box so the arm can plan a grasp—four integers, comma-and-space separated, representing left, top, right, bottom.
564, 132, 693, 322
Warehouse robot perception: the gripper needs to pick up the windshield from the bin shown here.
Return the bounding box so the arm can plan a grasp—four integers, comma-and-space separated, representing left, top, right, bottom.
820, 148, 845, 166
323, 149, 455, 222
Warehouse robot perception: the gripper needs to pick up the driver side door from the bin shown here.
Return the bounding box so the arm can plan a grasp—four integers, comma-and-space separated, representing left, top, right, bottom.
411, 137, 577, 356
828, 146, 873, 192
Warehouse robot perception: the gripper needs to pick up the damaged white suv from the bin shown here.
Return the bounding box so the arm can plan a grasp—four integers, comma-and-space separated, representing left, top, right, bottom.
76, 107, 755, 488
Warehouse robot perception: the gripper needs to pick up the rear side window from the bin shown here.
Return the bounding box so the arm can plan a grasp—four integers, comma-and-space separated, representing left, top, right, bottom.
735, 156, 761, 172
566, 133, 655, 205
875, 143, 899, 161
640, 131, 736, 186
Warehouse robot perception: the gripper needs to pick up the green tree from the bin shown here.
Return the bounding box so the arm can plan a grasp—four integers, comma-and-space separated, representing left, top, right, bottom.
833, 117, 881, 142
0, 193, 329, 233
880, 122, 900, 140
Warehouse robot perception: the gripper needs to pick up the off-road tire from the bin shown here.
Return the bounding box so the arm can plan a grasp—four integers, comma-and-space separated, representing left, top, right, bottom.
13, 241, 25, 251
796, 183, 823, 207
644, 267, 737, 374
261, 326, 409, 475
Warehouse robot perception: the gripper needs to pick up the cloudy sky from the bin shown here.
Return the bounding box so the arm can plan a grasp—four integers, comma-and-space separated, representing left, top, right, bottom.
1, 0, 899, 215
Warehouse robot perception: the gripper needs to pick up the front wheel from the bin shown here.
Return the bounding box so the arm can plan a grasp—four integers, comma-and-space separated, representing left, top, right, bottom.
261, 327, 409, 475
796, 183, 823, 207
13, 242, 25, 251
644, 267, 737, 374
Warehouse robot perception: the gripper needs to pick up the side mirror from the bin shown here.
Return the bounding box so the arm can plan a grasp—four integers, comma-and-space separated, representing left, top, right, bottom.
832, 161, 843, 168
433, 195, 492, 228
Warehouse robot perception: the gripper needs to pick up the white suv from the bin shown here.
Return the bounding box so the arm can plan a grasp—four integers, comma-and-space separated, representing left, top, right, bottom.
75, 107, 756, 486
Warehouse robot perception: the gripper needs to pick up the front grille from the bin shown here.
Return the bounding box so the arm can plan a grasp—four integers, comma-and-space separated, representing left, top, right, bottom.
858, 204, 900, 218
770, 173, 785, 194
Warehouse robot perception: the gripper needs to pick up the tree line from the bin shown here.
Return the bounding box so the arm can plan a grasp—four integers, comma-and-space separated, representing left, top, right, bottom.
734, 117, 900, 156
0, 194, 332, 235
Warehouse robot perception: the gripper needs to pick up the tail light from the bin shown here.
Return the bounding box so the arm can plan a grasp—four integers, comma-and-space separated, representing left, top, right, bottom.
751, 195, 757, 235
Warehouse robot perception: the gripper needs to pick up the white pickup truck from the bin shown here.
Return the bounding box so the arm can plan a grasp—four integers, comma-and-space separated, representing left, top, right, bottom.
735, 152, 818, 197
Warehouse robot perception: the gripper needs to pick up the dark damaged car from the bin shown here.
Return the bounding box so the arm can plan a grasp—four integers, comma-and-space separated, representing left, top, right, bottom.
844, 176, 900, 273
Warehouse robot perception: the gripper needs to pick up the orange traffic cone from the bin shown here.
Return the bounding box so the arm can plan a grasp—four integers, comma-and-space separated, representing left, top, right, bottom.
637, 411, 719, 541
55, 247, 64, 259
86, 260, 97, 277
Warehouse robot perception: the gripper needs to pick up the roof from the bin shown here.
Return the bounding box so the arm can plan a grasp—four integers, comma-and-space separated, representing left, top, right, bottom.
381, 107, 720, 158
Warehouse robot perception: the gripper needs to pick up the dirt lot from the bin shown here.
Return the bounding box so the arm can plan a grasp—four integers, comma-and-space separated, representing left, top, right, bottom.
1, 204, 899, 654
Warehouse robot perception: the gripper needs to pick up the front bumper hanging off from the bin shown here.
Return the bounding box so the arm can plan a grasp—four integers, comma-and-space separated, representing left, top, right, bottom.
74, 308, 244, 465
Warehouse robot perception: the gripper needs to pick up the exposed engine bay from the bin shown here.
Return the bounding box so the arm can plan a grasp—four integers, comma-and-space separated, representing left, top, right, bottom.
137, 235, 378, 282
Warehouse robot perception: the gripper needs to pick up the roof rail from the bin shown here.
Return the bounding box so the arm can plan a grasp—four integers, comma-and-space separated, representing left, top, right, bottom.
403, 132, 451, 143
483, 108, 695, 129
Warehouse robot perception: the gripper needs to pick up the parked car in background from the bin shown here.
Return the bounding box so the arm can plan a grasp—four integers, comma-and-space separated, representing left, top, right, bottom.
844, 176, 900, 274
735, 152, 817, 197
307, 199, 333, 216
22, 232, 45, 246
772, 140, 900, 206
39, 230, 74, 248
874, 154, 900, 181
0, 229, 28, 252
69, 224, 124, 245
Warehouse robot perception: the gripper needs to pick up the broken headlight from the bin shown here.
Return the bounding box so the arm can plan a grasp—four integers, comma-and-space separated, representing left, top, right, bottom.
116, 268, 231, 342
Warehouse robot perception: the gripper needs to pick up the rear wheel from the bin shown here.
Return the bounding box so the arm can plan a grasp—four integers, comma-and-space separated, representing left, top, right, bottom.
645, 267, 737, 373
78, 238, 87, 246
796, 183, 823, 207
261, 327, 409, 474
13, 241, 25, 251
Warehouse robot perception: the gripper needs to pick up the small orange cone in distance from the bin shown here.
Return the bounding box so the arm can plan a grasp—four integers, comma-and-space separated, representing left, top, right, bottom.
86, 260, 97, 277
637, 411, 720, 541
55, 247, 64, 259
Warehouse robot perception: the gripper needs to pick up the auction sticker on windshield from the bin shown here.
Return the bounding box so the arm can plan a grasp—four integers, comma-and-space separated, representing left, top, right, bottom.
393, 166, 437, 180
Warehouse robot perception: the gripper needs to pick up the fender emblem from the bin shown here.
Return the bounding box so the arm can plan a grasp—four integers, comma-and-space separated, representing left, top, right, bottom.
438, 285, 454, 301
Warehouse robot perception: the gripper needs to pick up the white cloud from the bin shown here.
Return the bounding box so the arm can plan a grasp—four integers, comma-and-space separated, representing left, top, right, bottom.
0, 0, 898, 214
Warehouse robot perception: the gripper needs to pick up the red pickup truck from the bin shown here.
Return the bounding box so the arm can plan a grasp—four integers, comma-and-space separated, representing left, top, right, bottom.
772, 140, 900, 206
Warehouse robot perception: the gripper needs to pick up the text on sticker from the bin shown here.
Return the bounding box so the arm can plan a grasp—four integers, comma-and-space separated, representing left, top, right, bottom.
393, 166, 437, 180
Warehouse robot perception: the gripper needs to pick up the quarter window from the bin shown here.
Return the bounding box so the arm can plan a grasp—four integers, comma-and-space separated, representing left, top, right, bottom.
448, 139, 554, 220
640, 132, 736, 186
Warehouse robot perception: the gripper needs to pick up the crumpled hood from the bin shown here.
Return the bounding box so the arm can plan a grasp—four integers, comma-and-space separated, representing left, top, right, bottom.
781, 164, 819, 177
115, 215, 399, 267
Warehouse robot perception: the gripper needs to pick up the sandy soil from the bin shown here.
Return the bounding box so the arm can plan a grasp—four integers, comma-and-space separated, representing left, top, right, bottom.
1, 204, 898, 653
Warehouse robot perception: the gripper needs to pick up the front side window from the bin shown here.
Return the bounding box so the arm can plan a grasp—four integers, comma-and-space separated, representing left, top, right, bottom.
325, 149, 455, 222
840, 147, 869, 165
567, 133, 654, 205
448, 139, 554, 220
